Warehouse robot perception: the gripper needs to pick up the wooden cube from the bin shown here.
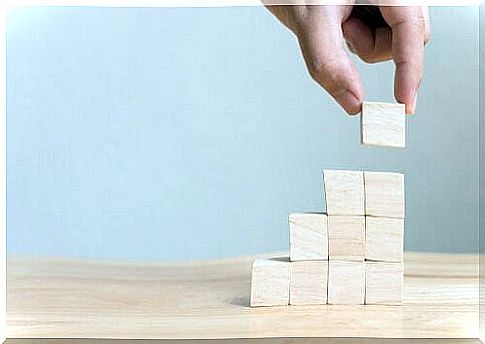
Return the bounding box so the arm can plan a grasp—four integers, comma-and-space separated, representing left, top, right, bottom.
361, 101, 406, 148
365, 217, 404, 262
365, 262, 404, 305
323, 170, 365, 216
250, 258, 290, 307
290, 261, 328, 305
364, 171, 405, 218
289, 213, 328, 261
328, 215, 365, 261
327, 261, 365, 305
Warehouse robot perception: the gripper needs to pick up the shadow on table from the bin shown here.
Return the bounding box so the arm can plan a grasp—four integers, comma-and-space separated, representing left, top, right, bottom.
229, 296, 250, 307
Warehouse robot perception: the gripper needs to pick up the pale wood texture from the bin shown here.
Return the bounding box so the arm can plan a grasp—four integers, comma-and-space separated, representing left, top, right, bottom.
290, 261, 328, 306
361, 101, 406, 148
5, 338, 484, 344
365, 217, 404, 262
251, 259, 290, 307
328, 216, 365, 261
364, 171, 405, 218
365, 262, 404, 305
7, 252, 479, 339
289, 213, 328, 261
323, 170, 364, 216
327, 261, 365, 305
404, 251, 478, 278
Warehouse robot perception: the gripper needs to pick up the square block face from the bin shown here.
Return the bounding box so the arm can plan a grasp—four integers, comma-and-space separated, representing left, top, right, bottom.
289, 213, 328, 261
328, 216, 365, 261
361, 101, 406, 148
250, 259, 290, 307
364, 171, 405, 218
323, 170, 365, 216
290, 261, 328, 305
327, 261, 365, 305
365, 217, 404, 262
365, 262, 404, 305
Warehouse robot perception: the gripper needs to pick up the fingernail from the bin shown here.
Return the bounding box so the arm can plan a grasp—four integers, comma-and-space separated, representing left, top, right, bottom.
408, 93, 418, 115
337, 91, 361, 116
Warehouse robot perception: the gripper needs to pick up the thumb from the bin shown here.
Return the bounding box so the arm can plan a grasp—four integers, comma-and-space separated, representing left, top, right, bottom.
297, 9, 364, 115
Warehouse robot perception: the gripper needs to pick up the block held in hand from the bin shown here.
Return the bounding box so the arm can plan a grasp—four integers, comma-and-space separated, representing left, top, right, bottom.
361, 101, 406, 148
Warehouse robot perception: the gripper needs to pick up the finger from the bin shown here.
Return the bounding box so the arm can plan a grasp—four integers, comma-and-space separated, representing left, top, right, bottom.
380, 6, 427, 114
298, 13, 364, 115
342, 17, 392, 63
421, 6, 431, 44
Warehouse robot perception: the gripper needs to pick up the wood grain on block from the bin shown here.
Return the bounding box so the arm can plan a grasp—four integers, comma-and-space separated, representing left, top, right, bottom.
365, 261, 404, 305
290, 261, 328, 305
364, 171, 405, 218
289, 213, 328, 261
328, 215, 365, 261
365, 217, 404, 262
327, 261, 365, 305
361, 101, 406, 148
323, 170, 365, 215
250, 258, 290, 307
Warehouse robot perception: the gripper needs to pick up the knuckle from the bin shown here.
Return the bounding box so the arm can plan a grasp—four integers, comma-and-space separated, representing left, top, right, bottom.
307, 58, 327, 79
307, 60, 342, 91
417, 9, 431, 45
424, 30, 431, 45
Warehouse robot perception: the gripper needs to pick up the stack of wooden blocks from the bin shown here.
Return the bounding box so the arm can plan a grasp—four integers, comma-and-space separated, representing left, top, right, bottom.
250, 169, 405, 307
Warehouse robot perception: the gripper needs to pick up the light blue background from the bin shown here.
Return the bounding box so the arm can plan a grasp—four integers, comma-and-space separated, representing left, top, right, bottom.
7, 6, 479, 261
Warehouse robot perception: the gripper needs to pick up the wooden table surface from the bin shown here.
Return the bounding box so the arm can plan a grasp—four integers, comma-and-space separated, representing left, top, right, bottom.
6, 252, 479, 339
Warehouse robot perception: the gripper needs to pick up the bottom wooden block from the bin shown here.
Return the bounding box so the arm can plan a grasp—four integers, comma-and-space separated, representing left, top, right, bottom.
328, 261, 365, 305
290, 261, 328, 305
365, 261, 404, 305
250, 258, 290, 307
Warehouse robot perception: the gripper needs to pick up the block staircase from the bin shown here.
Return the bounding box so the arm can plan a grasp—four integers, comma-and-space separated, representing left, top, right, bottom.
250, 169, 405, 306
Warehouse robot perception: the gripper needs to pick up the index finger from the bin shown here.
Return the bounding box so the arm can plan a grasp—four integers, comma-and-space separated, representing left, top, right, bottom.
380, 6, 428, 114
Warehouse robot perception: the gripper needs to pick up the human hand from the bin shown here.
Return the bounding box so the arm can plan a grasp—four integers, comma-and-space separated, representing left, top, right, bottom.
265, 5, 430, 115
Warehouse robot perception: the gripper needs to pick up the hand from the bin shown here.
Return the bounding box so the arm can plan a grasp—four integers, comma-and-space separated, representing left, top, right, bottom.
265, 5, 430, 115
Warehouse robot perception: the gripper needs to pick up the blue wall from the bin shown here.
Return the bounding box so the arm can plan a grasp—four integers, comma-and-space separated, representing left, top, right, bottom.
7, 6, 479, 260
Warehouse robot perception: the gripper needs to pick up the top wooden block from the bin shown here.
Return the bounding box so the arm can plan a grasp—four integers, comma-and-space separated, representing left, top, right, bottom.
323, 170, 365, 216
361, 101, 406, 148
364, 171, 405, 218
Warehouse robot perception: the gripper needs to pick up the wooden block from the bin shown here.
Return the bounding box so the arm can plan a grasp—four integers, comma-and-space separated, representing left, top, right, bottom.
364, 171, 405, 218
289, 213, 328, 261
365, 217, 404, 262
328, 215, 365, 261
290, 261, 328, 305
365, 261, 404, 305
361, 101, 406, 148
327, 261, 365, 305
250, 258, 290, 307
323, 170, 365, 216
